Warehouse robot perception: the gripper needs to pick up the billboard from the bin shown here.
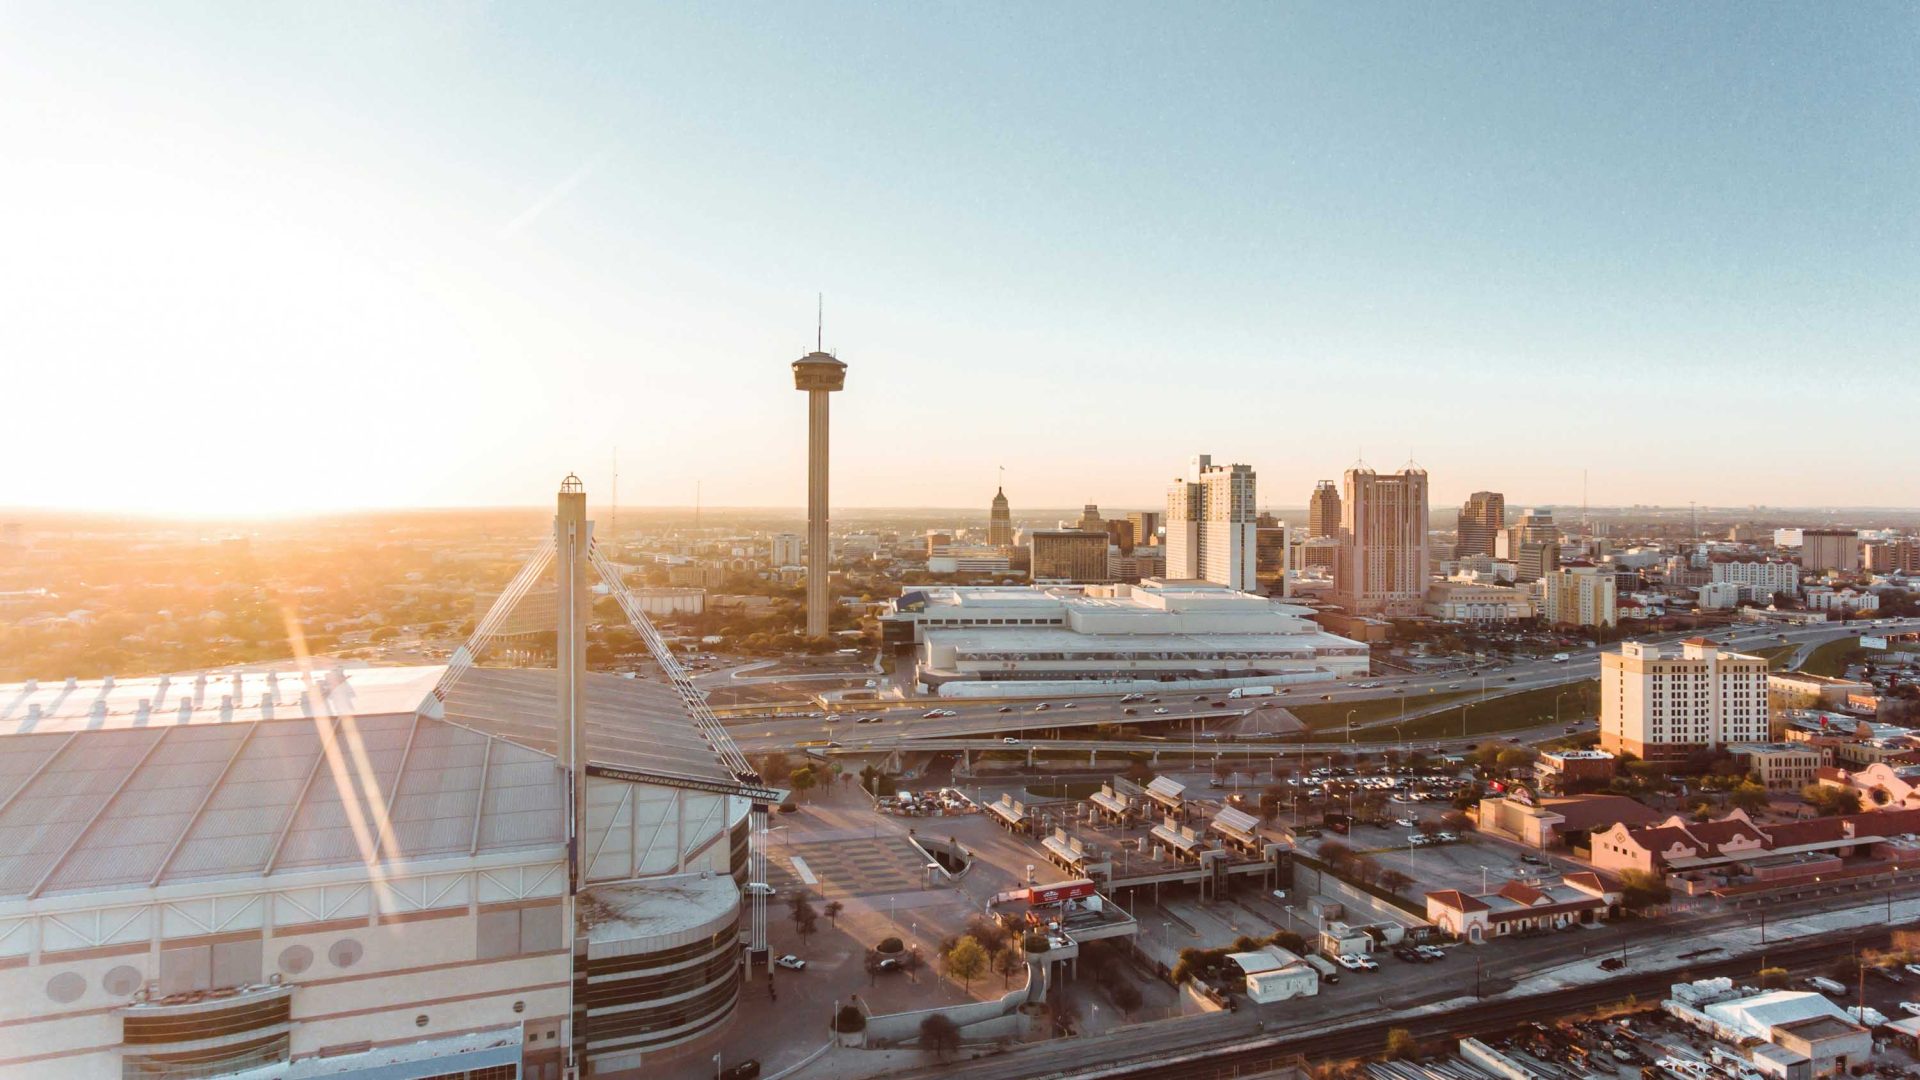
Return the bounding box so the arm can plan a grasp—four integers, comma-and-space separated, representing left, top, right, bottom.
1862, 635, 1889, 650
1029, 879, 1096, 906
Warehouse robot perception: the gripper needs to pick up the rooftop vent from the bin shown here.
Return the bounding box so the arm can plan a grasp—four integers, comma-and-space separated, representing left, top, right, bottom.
22, 679, 36, 692
102, 675, 115, 690
64, 676, 77, 690
177, 699, 193, 722
26, 704, 41, 723
136, 699, 151, 722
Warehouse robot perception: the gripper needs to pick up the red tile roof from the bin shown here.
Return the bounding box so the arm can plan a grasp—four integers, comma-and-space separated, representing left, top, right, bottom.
1496, 881, 1547, 906
1426, 889, 1490, 913
1540, 794, 1663, 831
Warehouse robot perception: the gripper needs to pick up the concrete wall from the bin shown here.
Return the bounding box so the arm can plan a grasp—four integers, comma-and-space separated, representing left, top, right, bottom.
860, 987, 1032, 1047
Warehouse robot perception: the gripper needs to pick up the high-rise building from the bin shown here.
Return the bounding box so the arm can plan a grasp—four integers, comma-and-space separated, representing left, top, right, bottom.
926, 530, 953, 557
989, 487, 1013, 547
771, 532, 802, 567
792, 347, 847, 637
1076, 504, 1104, 533
1456, 491, 1505, 558
1601, 639, 1768, 762
1863, 540, 1919, 575
1542, 564, 1616, 627
1307, 481, 1341, 539
1515, 541, 1560, 584
1800, 528, 1860, 573
1030, 530, 1111, 584
1105, 517, 1136, 555
1255, 524, 1288, 589
1333, 466, 1430, 617
1128, 511, 1163, 548
1165, 455, 1258, 591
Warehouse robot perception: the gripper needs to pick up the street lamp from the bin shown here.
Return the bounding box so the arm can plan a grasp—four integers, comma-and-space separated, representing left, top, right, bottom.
1345, 710, 1358, 743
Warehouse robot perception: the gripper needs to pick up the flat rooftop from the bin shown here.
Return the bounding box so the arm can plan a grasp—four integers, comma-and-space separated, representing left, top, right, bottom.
925, 627, 1361, 654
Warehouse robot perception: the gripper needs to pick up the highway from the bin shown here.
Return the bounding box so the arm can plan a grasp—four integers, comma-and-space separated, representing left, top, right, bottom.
723, 619, 1906, 754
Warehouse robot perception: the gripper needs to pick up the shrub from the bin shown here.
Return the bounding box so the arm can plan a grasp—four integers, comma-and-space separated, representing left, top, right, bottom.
876, 936, 905, 954
834, 1004, 866, 1032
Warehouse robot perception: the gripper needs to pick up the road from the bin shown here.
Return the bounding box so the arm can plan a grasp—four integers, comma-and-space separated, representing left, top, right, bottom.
724, 619, 1907, 754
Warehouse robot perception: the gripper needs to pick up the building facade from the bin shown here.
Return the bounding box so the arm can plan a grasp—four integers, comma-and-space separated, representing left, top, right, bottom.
1307, 481, 1341, 539
1542, 565, 1617, 627
1424, 580, 1534, 622
1600, 638, 1769, 761
1333, 466, 1430, 617
770, 532, 802, 567
1030, 530, 1112, 584
988, 487, 1013, 548
1800, 528, 1860, 573
1165, 455, 1258, 591
1456, 491, 1505, 558
880, 580, 1369, 693
1710, 556, 1800, 601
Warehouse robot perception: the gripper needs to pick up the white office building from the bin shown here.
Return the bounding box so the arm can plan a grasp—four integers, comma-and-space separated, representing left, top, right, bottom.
1165, 454, 1258, 592
1601, 638, 1769, 762
880, 579, 1368, 696
770, 532, 802, 567
1710, 556, 1799, 601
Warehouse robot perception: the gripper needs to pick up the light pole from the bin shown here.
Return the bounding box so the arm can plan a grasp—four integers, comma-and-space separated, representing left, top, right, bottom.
1345, 710, 1358, 743
1461, 701, 1476, 740
1554, 691, 1570, 727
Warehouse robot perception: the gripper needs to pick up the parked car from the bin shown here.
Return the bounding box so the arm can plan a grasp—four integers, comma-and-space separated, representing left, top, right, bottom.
744, 883, 776, 897
1900, 1002, 1920, 1017
720, 1060, 761, 1080
775, 955, 807, 971
1334, 953, 1366, 971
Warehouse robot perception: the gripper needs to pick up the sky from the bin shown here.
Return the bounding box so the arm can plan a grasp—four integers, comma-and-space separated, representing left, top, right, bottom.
2, 4, 1915, 516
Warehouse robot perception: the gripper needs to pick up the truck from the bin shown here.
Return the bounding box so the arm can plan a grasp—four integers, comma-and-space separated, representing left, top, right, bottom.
1228, 686, 1275, 699
1302, 954, 1340, 983
1551, 653, 1570, 663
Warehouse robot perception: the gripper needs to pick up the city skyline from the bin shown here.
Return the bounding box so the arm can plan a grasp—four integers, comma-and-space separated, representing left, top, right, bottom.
4, 5, 1916, 515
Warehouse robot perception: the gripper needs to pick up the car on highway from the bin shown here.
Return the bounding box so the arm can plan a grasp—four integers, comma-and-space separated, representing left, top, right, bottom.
998, 706, 1013, 713
858, 716, 881, 724
922, 710, 942, 719
1123, 708, 1137, 715
775, 955, 807, 971
1210, 700, 1226, 708
1193, 695, 1207, 702
1003, 736, 1020, 744
1152, 707, 1169, 714
1063, 702, 1077, 709
1447, 683, 1461, 689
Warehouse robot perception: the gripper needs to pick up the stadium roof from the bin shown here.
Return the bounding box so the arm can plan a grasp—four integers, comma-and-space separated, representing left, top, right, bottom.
0, 662, 747, 902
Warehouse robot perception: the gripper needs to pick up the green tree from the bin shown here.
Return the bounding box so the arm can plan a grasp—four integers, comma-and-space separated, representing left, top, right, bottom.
823, 899, 844, 927
834, 1004, 866, 1033
1729, 781, 1770, 815
945, 935, 988, 992
791, 766, 817, 802
1385, 1028, 1418, 1060
1758, 966, 1789, 989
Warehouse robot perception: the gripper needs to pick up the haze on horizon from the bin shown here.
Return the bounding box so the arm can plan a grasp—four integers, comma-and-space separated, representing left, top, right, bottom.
3, 4, 1914, 517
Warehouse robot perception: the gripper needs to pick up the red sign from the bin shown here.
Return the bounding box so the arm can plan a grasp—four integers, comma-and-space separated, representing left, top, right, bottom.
1029, 880, 1096, 906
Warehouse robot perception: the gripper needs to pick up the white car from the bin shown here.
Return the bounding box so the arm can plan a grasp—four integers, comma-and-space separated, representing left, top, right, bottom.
1152, 707, 1169, 715
744, 883, 776, 898
1002, 737, 1020, 744
1902, 1002, 1920, 1017
775, 954, 807, 971
1905, 963, 1920, 977
1394, 816, 1417, 828
1334, 953, 1365, 971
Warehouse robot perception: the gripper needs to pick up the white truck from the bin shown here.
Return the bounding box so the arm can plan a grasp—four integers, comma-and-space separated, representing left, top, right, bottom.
1302, 954, 1340, 983
1227, 686, 1276, 699
1551, 653, 1570, 663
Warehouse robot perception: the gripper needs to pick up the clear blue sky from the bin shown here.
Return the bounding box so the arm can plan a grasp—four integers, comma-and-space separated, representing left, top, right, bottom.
2, 3, 1914, 514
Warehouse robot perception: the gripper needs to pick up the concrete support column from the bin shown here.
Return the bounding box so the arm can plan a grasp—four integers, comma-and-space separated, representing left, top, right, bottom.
805, 389, 831, 638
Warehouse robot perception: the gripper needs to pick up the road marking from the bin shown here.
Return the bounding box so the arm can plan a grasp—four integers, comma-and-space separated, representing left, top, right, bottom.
790, 856, 818, 885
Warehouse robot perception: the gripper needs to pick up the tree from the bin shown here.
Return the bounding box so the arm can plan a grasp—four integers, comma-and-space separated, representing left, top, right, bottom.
1617, 869, 1671, 912
834, 1004, 867, 1033
993, 943, 1025, 987
918, 1013, 962, 1060
1106, 977, 1143, 1017
964, 916, 1010, 955
1802, 783, 1862, 817
1385, 1028, 1418, 1060
1379, 868, 1414, 895
757, 752, 793, 785
1729, 782, 1770, 815
791, 766, 817, 802
824, 899, 845, 927
864, 949, 886, 986
945, 935, 989, 992
787, 890, 817, 935
1758, 966, 1789, 989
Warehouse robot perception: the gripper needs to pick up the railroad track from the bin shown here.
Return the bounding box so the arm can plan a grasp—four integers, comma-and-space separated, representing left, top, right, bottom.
1069, 931, 1889, 1079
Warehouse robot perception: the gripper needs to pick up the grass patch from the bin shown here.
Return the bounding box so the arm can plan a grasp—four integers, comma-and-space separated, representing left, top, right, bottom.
1290, 691, 1471, 731
1747, 644, 1799, 670
1309, 680, 1600, 743
1797, 636, 1862, 678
